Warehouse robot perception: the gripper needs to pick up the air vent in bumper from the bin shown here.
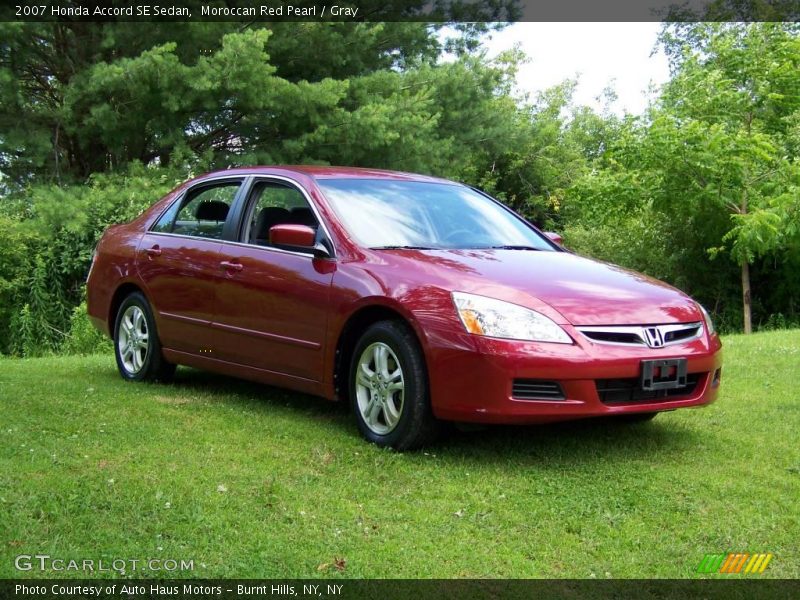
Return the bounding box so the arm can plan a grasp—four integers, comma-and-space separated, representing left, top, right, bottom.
512, 380, 566, 401
596, 373, 702, 404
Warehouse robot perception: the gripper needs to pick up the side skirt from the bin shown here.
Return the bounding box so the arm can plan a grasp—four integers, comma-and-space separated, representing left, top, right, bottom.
162, 348, 331, 399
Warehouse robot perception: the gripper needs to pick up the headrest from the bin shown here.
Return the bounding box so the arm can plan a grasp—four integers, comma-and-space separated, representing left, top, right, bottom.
195, 200, 229, 222
289, 207, 316, 227
255, 207, 291, 237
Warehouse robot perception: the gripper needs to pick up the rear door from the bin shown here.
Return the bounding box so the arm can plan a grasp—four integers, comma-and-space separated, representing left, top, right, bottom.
137, 178, 244, 355
212, 178, 336, 381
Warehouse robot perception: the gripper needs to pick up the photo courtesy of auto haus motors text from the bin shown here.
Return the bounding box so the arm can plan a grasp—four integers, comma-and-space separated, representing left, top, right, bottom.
14, 583, 344, 597
21, 3, 360, 17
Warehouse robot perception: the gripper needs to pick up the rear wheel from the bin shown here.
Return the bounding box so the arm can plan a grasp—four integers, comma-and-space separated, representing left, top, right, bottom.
113, 292, 175, 382
350, 320, 439, 450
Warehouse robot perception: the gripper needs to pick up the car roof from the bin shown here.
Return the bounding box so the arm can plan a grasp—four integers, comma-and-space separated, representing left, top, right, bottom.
199, 165, 456, 184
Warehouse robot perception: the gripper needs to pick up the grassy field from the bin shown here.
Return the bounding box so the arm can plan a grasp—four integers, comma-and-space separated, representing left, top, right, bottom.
0, 330, 798, 579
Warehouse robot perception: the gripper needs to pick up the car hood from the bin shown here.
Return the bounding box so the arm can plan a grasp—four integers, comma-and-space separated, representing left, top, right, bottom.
374, 249, 701, 326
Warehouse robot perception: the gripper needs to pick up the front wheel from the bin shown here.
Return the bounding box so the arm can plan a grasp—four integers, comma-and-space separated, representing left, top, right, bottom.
350, 320, 439, 450
113, 292, 175, 382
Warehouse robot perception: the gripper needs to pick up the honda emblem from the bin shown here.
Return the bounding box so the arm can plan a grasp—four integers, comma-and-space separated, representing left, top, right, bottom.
643, 327, 665, 348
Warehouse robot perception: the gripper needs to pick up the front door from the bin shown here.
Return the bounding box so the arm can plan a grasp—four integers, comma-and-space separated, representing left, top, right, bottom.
212, 179, 335, 381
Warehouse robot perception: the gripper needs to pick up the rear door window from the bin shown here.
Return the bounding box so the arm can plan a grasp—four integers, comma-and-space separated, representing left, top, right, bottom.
153, 181, 241, 240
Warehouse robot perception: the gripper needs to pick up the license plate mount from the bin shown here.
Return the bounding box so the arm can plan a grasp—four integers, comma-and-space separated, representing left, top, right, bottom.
641, 358, 688, 391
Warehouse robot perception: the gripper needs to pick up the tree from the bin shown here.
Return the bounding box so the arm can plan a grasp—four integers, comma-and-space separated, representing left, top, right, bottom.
470, 78, 593, 228
0, 18, 511, 186
562, 24, 800, 332
654, 23, 800, 333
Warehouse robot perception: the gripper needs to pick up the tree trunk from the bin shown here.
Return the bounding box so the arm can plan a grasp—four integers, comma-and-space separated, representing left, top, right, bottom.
739, 140, 752, 334
741, 260, 752, 334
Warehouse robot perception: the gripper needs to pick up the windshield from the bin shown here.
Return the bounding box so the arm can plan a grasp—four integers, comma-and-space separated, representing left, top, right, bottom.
317, 179, 556, 251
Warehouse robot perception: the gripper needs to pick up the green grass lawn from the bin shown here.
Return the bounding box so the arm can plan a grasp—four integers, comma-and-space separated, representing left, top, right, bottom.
1, 330, 798, 579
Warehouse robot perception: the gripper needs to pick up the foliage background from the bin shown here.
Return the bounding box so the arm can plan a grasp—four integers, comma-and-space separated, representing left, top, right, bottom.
0, 21, 798, 355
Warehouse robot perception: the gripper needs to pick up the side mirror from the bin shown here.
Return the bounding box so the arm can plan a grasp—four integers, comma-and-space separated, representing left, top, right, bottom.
269, 224, 331, 258
544, 231, 563, 245
270, 224, 316, 249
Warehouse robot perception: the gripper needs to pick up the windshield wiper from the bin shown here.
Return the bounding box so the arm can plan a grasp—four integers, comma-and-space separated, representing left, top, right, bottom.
370, 245, 439, 250
483, 245, 542, 251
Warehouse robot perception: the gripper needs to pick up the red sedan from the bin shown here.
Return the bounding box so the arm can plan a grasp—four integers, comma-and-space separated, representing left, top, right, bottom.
87, 166, 722, 449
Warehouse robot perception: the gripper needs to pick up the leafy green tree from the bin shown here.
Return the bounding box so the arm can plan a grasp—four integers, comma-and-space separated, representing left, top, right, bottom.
653, 23, 800, 332
0, 14, 512, 186
566, 24, 800, 333
470, 78, 593, 229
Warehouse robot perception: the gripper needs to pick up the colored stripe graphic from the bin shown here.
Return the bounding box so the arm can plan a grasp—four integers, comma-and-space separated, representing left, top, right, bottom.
698, 553, 773, 574
758, 554, 773, 573
697, 554, 726, 573
732, 553, 749, 573
744, 554, 760, 573
719, 554, 737, 573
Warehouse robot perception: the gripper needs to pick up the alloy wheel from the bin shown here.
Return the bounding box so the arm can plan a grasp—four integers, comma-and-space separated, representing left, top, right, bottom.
117, 305, 149, 374
355, 342, 405, 435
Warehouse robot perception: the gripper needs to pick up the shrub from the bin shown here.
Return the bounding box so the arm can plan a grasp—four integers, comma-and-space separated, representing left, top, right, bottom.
63, 301, 112, 356
0, 164, 185, 355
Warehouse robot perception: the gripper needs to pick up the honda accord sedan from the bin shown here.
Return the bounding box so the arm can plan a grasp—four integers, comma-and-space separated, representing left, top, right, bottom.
87, 166, 722, 449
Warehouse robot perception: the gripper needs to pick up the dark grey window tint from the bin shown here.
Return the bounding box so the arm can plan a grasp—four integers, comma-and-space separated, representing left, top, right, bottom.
243, 182, 318, 246
153, 182, 240, 240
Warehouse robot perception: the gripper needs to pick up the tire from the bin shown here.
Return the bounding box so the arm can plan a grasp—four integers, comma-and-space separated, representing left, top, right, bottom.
113, 291, 175, 382
616, 412, 658, 424
349, 320, 439, 450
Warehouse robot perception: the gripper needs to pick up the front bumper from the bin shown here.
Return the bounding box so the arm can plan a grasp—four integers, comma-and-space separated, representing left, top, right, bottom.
425, 326, 722, 424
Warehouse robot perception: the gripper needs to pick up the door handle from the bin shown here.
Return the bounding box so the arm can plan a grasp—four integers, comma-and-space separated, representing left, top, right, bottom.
145, 245, 161, 257
220, 260, 243, 272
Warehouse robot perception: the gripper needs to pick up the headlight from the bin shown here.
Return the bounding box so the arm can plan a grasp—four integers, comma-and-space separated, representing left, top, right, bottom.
698, 304, 716, 336
452, 292, 572, 343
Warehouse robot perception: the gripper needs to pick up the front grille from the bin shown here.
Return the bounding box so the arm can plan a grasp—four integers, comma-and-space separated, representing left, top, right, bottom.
664, 326, 702, 344
596, 373, 702, 404
581, 330, 643, 345
577, 322, 703, 348
512, 379, 566, 401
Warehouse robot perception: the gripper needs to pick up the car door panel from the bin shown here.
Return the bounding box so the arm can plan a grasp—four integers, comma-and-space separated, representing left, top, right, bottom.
136, 233, 221, 354
212, 244, 335, 381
